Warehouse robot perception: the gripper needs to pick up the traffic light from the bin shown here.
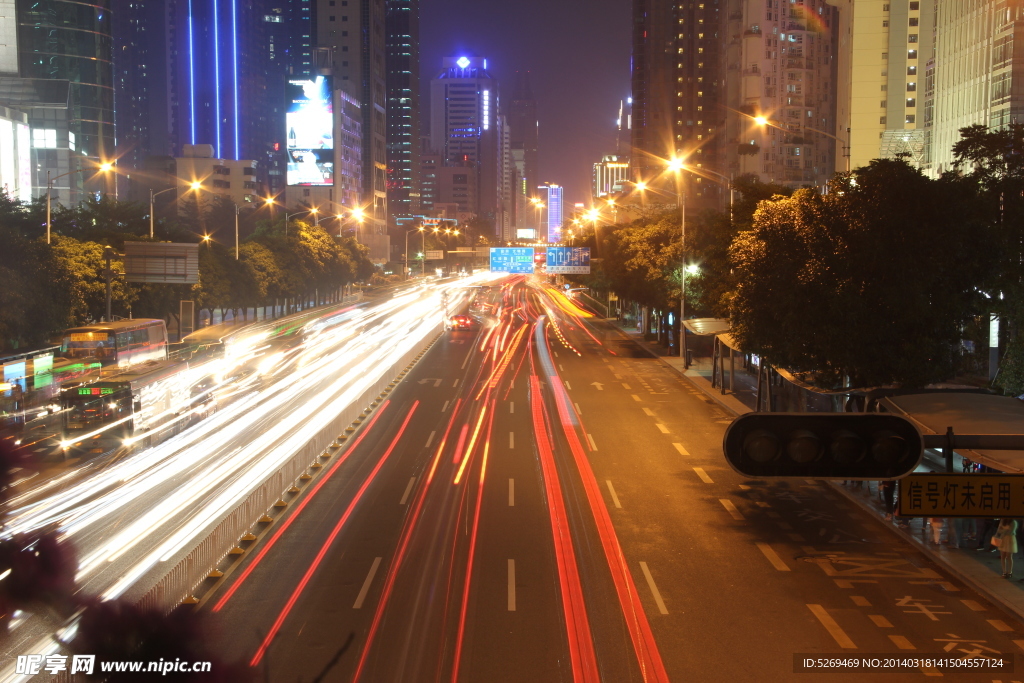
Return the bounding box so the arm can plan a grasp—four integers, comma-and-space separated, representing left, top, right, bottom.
722, 413, 923, 479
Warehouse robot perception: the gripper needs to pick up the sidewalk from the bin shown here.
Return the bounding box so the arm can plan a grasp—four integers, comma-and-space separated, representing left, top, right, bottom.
608, 319, 1024, 623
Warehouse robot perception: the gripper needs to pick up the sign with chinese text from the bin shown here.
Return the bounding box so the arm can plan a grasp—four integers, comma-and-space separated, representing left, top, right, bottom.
545, 247, 591, 274
489, 248, 535, 274
898, 473, 1024, 517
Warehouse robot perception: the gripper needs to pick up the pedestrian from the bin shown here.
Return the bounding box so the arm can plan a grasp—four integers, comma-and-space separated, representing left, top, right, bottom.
880, 481, 895, 521
995, 518, 1018, 578
977, 517, 1000, 551
929, 517, 944, 545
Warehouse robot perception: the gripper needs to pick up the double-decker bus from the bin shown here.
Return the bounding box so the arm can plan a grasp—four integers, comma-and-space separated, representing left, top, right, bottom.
60, 359, 199, 456
60, 319, 168, 369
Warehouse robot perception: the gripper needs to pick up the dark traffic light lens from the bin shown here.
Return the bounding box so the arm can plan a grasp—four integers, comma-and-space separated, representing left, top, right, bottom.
830, 430, 865, 464
743, 429, 780, 463
786, 429, 821, 463
871, 430, 908, 464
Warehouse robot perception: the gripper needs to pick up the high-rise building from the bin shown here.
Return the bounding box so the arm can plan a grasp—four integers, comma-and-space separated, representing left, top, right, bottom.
926, 0, 1024, 174
15, 0, 116, 203
539, 183, 563, 242
429, 56, 511, 239
630, 0, 728, 209
593, 155, 631, 199
831, 0, 934, 172
508, 71, 539, 203
385, 0, 420, 224
266, 0, 316, 79
616, 97, 632, 156
723, 0, 839, 189
317, 0, 388, 235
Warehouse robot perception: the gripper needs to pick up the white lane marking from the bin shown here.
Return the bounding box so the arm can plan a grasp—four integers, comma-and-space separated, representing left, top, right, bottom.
399, 477, 417, 505
574, 402, 582, 415
632, 394, 642, 402
622, 383, 632, 390
960, 599, 984, 612
655, 424, 670, 434
453, 379, 459, 387
888, 635, 915, 650
719, 499, 744, 520
868, 615, 893, 628
559, 364, 565, 372
807, 604, 857, 649
738, 484, 751, 490
643, 407, 655, 417
614, 374, 622, 379
639, 562, 669, 615
510, 401, 514, 414
508, 559, 516, 611
554, 351, 559, 358
509, 432, 515, 449
673, 443, 689, 456
850, 596, 871, 607
564, 381, 572, 390
1012, 639, 1024, 652
441, 400, 450, 412
693, 467, 713, 484
989, 619, 1014, 632
756, 542, 791, 571
425, 430, 436, 448
511, 379, 514, 389
606, 480, 622, 508
508, 479, 515, 506
461, 350, 472, 369
353, 557, 383, 609
587, 433, 598, 451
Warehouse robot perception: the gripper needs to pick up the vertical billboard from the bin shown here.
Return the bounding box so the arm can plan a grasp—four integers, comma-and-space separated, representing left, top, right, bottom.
286, 76, 334, 186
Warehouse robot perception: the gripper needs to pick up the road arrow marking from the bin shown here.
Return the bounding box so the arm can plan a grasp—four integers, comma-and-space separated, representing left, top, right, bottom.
591, 382, 604, 390
417, 378, 443, 386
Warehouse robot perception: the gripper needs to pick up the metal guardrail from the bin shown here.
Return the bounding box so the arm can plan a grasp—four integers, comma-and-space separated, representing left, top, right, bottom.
128, 320, 442, 613
576, 291, 609, 318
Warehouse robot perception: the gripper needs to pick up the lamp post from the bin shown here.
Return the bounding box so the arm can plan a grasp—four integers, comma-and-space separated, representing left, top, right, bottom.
149, 187, 177, 239
46, 162, 113, 244
668, 158, 688, 366
404, 226, 423, 280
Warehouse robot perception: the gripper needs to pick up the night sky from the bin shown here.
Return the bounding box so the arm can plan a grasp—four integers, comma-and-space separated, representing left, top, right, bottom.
420, 0, 632, 208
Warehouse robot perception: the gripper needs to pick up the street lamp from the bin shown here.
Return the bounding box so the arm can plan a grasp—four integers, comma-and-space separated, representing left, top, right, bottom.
606, 197, 618, 224
310, 207, 320, 227
404, 226, 424, 280
668, 157, 689, 366
752, 114, 850, 172
46, 162, 113, 244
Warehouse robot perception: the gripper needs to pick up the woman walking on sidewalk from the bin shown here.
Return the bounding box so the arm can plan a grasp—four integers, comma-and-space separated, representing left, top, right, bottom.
994, 518, 1018, 578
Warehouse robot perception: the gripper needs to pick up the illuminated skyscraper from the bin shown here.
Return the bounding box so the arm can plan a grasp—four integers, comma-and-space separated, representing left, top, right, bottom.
429, 56, 511, 238
539, 183, 563, 242
386, 0, 420, 223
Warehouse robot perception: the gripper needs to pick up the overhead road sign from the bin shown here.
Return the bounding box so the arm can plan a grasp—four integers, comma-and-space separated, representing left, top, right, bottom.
545, 247, 591, 274
489, 247, 534, 274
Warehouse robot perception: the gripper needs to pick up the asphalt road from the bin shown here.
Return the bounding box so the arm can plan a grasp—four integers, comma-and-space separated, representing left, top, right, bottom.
207, 277, 1024, 682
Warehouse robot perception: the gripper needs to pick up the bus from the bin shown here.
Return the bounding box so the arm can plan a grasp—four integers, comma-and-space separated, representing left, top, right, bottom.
59, 359, 201, 456
60, 319, 168, 369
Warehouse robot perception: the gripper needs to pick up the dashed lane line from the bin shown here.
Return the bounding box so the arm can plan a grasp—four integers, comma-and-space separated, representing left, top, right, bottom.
353, 557, 383, 609
989, 619, 1014, 632
693, 467, 713, 484
565, 381, 572, 390
719, 499, 745, 520
425, 431, 436, 448
850, 596, 871, 607
632, 395, 642, 402
655, 424, 670, 434
510, 401, 514, 414
575, 402, 582, 415
807, 604, 857, 649
868, 615, 893, 628
673, 443, 689, 456
639, 562, 669, 615
587, 433, 598, 451
399, 477, 416, 505
509, 432, 515, 449
756, 542, 791, 571
508, 479, 515, 506
508, 559, 516, 611
960, 599, 984, 611
605, 480, 622, 509
442, 400, 450, 412
643, 407, 656, 417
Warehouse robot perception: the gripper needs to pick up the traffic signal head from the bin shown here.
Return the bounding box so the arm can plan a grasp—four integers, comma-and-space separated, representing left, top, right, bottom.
722, 413, 923, 479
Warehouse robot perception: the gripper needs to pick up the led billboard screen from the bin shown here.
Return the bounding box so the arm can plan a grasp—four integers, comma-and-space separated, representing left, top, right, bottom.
286, 77, 334, 186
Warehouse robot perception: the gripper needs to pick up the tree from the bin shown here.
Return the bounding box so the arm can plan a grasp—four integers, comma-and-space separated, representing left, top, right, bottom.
730, 159, 994, 388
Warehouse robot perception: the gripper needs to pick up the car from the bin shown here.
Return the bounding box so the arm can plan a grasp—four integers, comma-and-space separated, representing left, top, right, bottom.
446, 314, 474, 330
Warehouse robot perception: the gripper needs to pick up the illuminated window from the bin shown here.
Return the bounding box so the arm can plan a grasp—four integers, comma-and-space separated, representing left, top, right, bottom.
32, 128, 57, 148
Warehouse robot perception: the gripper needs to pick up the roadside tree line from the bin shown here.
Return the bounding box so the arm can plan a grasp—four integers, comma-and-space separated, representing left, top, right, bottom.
0, 194, 375, 350
572, 124, 1024, 393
